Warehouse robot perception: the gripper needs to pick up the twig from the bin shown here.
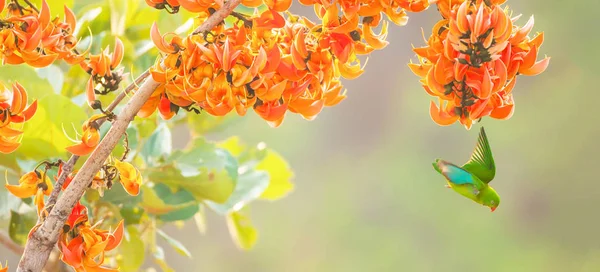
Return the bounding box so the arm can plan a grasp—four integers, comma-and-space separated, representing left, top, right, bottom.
0, 230, 24, 256
22, 0, 39, 13
17, 1, 242, 271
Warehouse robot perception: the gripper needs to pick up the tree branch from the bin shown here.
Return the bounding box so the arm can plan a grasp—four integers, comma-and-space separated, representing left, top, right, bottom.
17, 1, 242, 271
192, 0, 242, 35
0, 230, 24, 256
44, 69, 151, 217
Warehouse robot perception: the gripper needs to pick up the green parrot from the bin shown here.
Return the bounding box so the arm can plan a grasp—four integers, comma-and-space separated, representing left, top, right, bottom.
432, 127, 500, 212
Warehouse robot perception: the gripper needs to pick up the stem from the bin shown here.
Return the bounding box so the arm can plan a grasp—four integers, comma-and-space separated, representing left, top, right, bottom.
17, 1, 242, 270
22, 0, 39, 13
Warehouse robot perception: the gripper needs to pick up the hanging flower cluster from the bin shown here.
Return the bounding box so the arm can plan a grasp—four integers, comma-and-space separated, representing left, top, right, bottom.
144, 2, 428, 126
81, 38, 125, 109
0, 81, 37, 153
60, 201, 124, 272
0, 0, 84, 67
409, 0, 550, 129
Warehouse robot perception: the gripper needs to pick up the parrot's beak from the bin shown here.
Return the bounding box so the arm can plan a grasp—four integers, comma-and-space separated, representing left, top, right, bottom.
490, 206, 497, 212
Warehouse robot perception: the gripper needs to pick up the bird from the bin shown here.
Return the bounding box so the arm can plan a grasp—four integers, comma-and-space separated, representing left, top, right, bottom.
432, 126, 500, 212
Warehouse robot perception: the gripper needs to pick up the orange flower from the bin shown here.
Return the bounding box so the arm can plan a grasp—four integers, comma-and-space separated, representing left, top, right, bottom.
65, 114, 104, 156
80, 38, 123, 78
410, 0, 549, 129
65, 202, 89, 231
60, 220, 124, 272
113, 159, 143, 196
0, 81, 37, 153
5, 171, 52, 199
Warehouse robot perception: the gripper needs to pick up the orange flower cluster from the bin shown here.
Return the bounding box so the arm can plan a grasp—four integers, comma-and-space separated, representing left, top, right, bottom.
60, 202, 124, 272
0, 0, 84, 67
409, 0, 550, 129
81, 38, 125, 109
144, 2, 427, 126
300, 0, 429, 27
0, 261, 6, 272
0, 81, 37, 153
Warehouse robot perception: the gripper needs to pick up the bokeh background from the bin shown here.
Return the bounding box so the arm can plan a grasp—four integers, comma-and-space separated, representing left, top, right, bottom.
2, 0, 599, 271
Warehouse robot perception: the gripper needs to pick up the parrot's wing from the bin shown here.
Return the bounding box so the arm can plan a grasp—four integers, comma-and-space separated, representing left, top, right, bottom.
462, 127, 496, 183
436, 160, 484, 190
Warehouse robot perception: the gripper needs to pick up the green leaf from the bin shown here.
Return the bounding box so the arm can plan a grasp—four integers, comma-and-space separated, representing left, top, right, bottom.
148, 165, 235, 204
117, 226, 145, 272
20, 94, 87, 160
9, 210, 37, 245
216, 136, 246, 157
168, 138, 238, 179
226, 210, 258, 250
216, 137, 268, 166
98, 178, 142, 205
206, 169, 269, 215
140, 184, 196, 217
257, 150, 295, 201
157, 229, 192, 258
140, 123, 172, 166
119, 204, 144, 225
0, 65, 55, 100
147, 137, 239, 203
153, 183, 199, 222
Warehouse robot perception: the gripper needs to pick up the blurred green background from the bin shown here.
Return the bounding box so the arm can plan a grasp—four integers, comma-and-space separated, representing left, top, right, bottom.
2, 0, 599, 271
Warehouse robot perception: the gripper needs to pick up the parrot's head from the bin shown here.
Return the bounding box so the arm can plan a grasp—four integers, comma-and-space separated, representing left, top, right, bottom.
481, 188, 500, 212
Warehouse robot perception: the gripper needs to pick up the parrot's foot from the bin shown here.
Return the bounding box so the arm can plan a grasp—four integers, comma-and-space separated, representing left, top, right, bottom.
445, 184, 452, 188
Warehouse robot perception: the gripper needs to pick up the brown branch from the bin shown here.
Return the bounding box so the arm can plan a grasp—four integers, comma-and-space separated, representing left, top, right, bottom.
0, 230, 24, 255
192, 0, 242, 35
43, 69, 151, 218
16, 1, 242, 271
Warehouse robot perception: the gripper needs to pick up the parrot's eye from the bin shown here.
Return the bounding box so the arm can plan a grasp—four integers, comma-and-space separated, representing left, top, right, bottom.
491, 200, 495, 205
